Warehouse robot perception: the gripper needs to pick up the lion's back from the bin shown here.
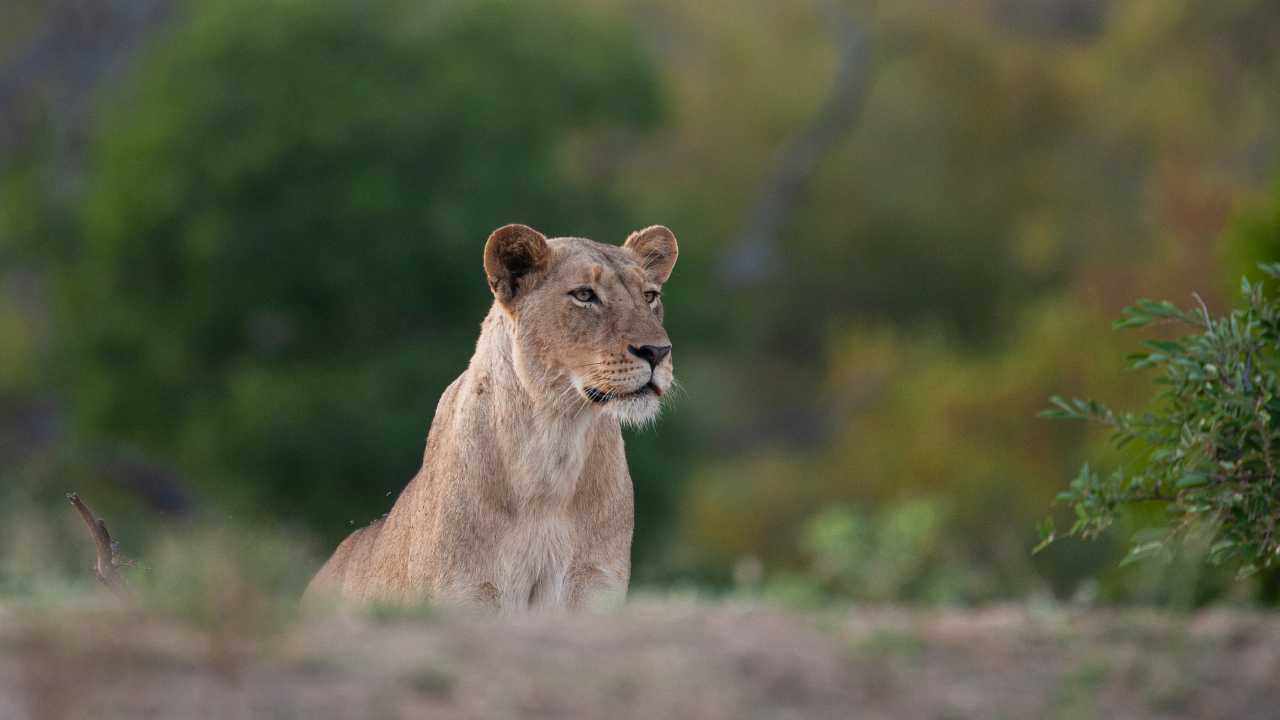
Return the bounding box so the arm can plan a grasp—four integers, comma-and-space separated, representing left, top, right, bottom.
302, 517, 387, 605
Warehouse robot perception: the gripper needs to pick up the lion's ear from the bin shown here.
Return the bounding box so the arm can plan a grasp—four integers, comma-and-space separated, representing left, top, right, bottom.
484, 224, 550, 304
623, 225, 679, 284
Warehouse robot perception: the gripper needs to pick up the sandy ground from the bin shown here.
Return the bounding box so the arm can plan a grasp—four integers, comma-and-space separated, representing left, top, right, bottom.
1, 598, 1278, 719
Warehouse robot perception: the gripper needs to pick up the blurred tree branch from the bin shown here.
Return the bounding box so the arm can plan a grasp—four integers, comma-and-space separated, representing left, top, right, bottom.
0, 0, 170, 187
718, 0, 872, 289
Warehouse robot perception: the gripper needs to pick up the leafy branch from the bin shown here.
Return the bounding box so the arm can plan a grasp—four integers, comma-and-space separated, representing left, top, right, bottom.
1038, 265, 1280, 578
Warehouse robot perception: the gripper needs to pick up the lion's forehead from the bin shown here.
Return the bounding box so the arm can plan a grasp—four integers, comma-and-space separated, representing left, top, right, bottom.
545, 237, 647, 286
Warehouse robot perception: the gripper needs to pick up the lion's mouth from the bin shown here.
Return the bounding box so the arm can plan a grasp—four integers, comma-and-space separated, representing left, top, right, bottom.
584, 381, 663, 404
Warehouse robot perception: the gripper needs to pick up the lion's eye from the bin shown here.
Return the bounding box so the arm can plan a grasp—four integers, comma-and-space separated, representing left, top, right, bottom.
570, 287, 600, 304
643, 290, 661, 304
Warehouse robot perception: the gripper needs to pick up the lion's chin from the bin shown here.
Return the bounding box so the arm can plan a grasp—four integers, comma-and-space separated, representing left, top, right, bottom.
575, 380, 667, 428
605, 392, 663, 428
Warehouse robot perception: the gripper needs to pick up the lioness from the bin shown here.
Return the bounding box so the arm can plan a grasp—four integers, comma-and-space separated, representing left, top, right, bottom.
304, 224, 678, 612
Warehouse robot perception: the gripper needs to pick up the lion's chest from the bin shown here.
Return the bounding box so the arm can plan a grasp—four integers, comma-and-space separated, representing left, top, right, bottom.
495, 513, 573, 610
491, 412, 594, 610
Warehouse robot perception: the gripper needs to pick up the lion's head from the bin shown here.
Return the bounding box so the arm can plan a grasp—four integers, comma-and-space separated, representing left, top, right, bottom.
483, 223, 678, 427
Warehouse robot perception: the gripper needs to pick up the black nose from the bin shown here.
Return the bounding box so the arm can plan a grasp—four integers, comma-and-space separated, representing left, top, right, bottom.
628, 344, 672, 369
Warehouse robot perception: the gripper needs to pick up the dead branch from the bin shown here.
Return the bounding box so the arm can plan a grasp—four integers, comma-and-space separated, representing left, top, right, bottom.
65, 492, 132, 599
718, 0, 872, 289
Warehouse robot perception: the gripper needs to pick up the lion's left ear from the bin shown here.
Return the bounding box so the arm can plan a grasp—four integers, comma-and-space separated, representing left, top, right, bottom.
623, 225, 679, 284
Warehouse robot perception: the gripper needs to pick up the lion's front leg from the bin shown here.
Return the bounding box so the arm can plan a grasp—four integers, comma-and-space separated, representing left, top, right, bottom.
566, 563, 629, 612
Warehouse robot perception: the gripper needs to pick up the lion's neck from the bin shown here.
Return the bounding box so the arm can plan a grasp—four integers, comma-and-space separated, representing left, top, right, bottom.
467, 306, 602, 506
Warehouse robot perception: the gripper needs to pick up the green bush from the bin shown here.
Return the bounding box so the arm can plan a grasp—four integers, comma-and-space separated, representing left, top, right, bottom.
50, 0, 660, 542
776, 500, 984, 605
1041, 266, 1280, 579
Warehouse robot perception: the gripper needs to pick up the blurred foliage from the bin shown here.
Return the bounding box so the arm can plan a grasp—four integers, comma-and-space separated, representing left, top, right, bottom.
1042, 266, 1280, 580
654, 0, 1280, 603
682, 302, 1145, 600
136, 523, 317, 633
0, 483, 318, 639
4, 0, 1280, 606
1224, 181, 1280, 290
34, 0, 659, 541
770, 499, 984, 605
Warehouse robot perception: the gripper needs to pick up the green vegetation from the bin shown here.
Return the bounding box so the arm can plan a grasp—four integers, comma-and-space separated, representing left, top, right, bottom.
1041, 265, 1280, 579
4, 0, 1280, 606
47, 0, 658, 540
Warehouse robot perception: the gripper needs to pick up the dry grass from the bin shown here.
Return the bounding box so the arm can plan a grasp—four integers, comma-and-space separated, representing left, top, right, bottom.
2, 597, 1279, 719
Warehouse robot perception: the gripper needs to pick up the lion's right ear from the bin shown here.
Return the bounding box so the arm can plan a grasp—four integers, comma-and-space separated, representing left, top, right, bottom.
483, 224, 550, 304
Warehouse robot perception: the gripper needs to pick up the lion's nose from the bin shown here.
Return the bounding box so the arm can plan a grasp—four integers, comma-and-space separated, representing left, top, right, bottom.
628, 344, 672, 369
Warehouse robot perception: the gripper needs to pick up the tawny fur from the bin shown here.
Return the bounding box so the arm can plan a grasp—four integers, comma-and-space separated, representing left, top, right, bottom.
303, 224, 678, 612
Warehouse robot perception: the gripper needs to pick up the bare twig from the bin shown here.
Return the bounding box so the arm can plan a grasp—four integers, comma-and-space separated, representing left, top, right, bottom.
1192, 292, 1214, 331
65, 492, 132, 599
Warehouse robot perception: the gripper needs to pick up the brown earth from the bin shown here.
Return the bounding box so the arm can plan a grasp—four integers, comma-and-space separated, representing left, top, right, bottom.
1, 598, 1278, 719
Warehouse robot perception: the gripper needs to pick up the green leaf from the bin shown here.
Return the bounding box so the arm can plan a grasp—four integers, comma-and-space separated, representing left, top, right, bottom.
1119, 541, 1166, 567
1258, 262, 1280, 280
1114, 313, 1153, 330
1208, 540, 1236, 564
1176, 471, 1209, 488
1042, 395, 1083, 420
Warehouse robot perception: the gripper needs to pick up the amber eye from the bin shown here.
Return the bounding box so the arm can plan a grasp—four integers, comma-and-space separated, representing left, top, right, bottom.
643, 290, 661, 304
570, 287, 599, 304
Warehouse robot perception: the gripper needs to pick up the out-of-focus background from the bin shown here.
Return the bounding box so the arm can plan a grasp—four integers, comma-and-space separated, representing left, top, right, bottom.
4, 0, 1280, 610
